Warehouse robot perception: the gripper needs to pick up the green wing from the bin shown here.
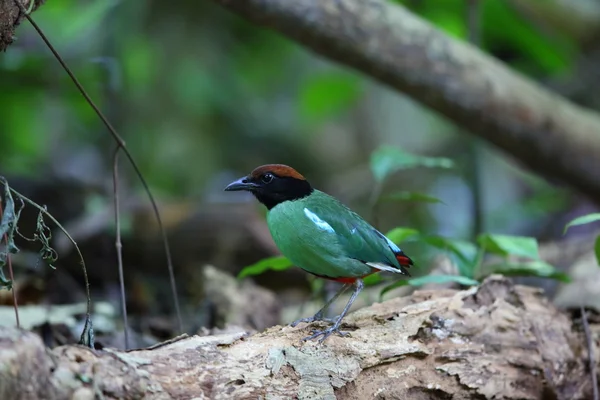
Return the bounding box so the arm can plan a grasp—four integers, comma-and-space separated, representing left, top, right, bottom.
303, 191, 411, 273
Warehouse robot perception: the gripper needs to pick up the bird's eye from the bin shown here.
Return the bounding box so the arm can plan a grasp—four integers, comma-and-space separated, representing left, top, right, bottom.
262, 173, 274, 184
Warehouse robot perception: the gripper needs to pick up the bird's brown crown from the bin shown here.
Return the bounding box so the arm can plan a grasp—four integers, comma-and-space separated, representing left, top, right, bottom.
250, 164, 306, 181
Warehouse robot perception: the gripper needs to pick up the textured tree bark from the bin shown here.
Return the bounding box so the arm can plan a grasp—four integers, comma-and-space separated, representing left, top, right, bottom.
0, 0, 43, 51
211, 0, 600, 204
0, 276, 597, 399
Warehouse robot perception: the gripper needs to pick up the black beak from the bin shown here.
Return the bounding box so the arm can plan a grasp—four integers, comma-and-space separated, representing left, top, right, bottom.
224, 176, 258, 192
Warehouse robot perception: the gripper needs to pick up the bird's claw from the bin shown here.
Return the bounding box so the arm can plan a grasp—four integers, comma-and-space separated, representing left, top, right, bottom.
290, 315, 337, 328
302, 325, 350, 343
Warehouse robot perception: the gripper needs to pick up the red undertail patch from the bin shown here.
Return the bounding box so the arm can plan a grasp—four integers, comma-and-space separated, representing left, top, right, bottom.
395, 254, 414, 267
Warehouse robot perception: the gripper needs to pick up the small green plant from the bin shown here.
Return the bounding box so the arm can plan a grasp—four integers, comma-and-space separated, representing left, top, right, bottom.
563, 213, 600, 266
237, 146, 570, 300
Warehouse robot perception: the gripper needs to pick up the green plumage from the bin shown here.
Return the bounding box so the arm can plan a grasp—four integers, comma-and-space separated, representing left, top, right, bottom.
267, 190, 406, 279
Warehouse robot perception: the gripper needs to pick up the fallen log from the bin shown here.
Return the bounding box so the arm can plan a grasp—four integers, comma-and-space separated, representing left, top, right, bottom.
0, 276, 597, 399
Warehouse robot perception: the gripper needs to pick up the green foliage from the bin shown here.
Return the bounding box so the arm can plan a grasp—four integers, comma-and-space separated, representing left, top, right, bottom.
596, 237, 600, 268
398, 0, 576, 74
379, 275, 479, 299
377, 229, 567, 298
477, 234, 539, 260
485, 261, 570, 282
563, 213, 600, 234
563, 213, 600, 266
385, 227, 420, 244
419, 235, 478, 278
237, 256, 294, 279
370, 145, 454, 183
382, 191, 445, 204
299, 71, 363, 126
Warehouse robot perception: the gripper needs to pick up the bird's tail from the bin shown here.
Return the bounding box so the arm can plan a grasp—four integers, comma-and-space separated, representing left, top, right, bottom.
393, 251, 413, 276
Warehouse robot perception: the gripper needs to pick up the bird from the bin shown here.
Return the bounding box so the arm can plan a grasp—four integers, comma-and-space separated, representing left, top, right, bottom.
224, 164, 413, 343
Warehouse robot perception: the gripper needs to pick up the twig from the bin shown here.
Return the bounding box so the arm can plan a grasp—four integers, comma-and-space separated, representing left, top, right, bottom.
13, 0, 183, 333
0, 198, 20, 328
113, 148, 129, 349
466, 0, 485, 238
581, 306, 599, 400
0, 179, 94, 346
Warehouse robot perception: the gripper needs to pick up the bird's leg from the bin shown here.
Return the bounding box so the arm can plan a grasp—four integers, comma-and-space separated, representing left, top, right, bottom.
303, 279, 364, 343
290, 283, 351, 327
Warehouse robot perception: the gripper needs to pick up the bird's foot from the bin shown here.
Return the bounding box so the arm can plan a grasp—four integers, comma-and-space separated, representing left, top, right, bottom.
302, 325, 350, 344
290, 314, 337, 328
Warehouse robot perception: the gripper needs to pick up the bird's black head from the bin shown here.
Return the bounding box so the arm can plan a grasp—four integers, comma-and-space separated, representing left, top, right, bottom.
224, 164, 313, 210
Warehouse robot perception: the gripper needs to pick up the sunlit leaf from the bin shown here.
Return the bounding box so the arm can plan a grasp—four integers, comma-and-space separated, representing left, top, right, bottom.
385, 227, 420, 244
563, 213, 600, 234
238, 256, 293, 279
477, 234, 539, 260
382, 191, 445, 204
486, 261, 570, 283
379, 274, 478, 299
299, 72, 362, 125
370, 146, 454, 182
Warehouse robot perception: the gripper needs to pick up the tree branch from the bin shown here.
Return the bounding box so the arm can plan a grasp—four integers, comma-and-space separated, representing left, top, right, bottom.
213, 0, 600, 203
0, 0, 43, 51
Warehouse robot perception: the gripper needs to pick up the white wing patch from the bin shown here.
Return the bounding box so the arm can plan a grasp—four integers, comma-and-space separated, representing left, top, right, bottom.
366, 262, 403, 274
303, 208, 335, 233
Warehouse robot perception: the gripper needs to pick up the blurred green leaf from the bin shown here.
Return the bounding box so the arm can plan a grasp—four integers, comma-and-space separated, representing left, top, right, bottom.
487, 186, 569, 230
403, 0, 575, 74
238, 256, 293, 279
363, 274, 383, 286
477, 234, 539, 260
382, 191, 445, 204
370, 146, 454, 182
60, 0, 119, 42
380, 274, 478, 299
563, 213, 600, 234
385, 227, 420, 244
408, 275, 479, 287
421, 235, 477, 278
299, 72, 362, 125
2, 91, 47, 174
234, 33, 294, 94
122, 36, 159, 92
482, 0, 574, 74
486, 261, 570, 282
595, 236, 600, 267
309, 275, 325, 295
